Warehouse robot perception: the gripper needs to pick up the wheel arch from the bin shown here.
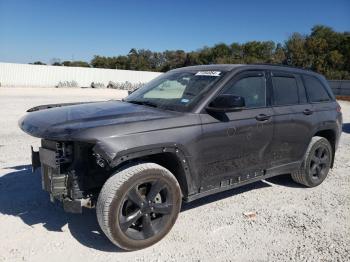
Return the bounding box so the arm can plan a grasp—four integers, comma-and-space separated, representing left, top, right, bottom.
107, 146, 197, 197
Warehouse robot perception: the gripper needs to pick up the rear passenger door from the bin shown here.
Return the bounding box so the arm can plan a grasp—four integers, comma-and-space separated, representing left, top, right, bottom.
269, 71, 316, 169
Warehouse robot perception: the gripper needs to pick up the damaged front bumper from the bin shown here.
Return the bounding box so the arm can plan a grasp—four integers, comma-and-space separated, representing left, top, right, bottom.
31, 140, 92, 213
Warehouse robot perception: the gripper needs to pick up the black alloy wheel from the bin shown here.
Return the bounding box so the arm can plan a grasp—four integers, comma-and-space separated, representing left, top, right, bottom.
96, 163, 182, 250
119, 179, 174, 240
309, 145, 330, 180
291, 136, 332, 187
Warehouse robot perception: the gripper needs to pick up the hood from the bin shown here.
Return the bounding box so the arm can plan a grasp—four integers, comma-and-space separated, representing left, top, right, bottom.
19, 100, 180, 140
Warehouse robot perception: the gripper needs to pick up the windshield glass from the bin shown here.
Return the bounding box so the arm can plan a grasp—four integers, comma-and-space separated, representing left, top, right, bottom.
125, 70, 227, 112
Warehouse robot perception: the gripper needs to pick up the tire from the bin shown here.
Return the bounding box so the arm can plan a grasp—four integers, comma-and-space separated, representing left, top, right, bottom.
96, 162, 182, 250
291, 136, 333, 187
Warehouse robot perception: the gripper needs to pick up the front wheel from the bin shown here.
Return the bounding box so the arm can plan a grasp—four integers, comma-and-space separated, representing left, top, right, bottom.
96, 163, 182, 250
291, 136, 333, 187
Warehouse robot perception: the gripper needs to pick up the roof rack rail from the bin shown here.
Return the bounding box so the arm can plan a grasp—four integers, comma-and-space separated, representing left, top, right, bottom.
249, 63, 314, 72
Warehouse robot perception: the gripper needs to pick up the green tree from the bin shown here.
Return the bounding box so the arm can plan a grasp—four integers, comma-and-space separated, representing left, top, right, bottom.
31, 61, 46, 65
70, 61, 90, 67
84, 25, 350, 79
285, 33, 308, 67
90, 56, 109, 68
230, 43, 243, 62
272, 43, 286, 64
62, 61, 72, 66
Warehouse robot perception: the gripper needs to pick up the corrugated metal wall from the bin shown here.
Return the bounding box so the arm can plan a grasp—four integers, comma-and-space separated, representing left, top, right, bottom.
328, 80, 350, 96
1, 62, 349, 97
0, 62, 162, 88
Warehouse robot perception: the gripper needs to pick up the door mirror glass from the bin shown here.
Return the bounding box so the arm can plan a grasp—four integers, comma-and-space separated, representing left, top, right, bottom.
206, 94, 245, 112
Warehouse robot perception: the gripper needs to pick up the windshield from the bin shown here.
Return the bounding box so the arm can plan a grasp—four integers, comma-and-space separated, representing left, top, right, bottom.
125, 70, 227, 112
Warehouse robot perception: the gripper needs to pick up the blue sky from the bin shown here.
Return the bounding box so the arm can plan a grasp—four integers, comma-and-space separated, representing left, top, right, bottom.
0, 0, 349, 64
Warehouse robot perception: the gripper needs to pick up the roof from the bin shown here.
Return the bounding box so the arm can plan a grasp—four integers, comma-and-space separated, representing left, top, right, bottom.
171, 63, 322, 77
171, 64, 242, 72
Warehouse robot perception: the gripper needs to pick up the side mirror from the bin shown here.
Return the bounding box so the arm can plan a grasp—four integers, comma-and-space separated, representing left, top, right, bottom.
206, 94, 245, 112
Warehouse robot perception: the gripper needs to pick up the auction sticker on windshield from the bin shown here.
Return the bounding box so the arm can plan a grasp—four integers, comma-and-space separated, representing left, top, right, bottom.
195, 71, 221, 76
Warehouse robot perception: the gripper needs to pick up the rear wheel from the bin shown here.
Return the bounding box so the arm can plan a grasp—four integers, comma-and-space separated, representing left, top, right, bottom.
96, 163, 182, 250
291, 136, 332, 187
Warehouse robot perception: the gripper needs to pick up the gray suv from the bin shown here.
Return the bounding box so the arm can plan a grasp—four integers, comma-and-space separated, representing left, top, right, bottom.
19, 64, 343, 250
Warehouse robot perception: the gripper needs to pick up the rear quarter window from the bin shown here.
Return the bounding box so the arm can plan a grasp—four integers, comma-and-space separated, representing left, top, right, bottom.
303, 75, 331, 103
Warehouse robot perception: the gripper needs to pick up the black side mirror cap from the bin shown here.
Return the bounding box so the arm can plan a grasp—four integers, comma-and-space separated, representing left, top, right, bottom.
206, 94, 245, 112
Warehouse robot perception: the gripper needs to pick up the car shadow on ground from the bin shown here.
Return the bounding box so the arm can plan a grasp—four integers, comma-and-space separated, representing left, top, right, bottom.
0, 165, 301, 251
342, 123, 350, 134
266, 174, 306, 188
0, 165, 122, 253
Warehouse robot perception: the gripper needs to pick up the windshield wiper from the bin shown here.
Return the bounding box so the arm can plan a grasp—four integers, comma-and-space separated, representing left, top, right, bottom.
126, 100, 159, 108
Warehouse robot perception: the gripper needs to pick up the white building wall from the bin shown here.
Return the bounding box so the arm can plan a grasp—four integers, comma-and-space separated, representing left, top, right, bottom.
0, 62, 162, 88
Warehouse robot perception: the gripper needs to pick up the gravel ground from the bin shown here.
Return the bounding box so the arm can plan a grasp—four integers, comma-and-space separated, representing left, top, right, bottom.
0, 87, 349, 262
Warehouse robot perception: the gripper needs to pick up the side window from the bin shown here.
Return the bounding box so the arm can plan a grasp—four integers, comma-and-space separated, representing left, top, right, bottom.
222, 75, 266, 108
272, 76, 299, 105
303, 75, 331, 102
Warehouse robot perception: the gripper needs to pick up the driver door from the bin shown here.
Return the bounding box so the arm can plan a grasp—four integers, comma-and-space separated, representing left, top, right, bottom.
197, 71, 274, 191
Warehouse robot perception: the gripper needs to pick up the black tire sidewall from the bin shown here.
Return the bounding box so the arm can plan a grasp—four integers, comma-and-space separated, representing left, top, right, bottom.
105, 166, 181, 250
303, 138, 332, 187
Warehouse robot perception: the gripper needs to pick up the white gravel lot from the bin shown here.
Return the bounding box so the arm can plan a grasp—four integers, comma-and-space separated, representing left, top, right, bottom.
0, 87, 349, 262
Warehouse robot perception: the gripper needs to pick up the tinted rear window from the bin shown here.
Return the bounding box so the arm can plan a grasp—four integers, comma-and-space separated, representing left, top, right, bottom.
303, 75, 331, 103
272, 76, 299, 105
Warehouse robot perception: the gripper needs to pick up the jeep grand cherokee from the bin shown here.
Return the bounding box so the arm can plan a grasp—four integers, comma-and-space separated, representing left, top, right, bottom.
19, 64, 342, 250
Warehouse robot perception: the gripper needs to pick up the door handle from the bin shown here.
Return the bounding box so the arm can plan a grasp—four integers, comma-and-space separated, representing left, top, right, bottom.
255, 114, 270, 121
303, 109, 313, 115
